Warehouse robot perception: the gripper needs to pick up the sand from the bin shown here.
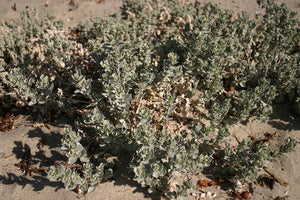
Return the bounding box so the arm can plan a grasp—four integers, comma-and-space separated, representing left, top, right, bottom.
0, 0, 299, 199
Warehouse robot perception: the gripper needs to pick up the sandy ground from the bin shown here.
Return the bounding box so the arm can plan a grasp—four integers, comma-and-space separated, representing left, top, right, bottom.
0, 0, 300, 200
0, 0, 299, 27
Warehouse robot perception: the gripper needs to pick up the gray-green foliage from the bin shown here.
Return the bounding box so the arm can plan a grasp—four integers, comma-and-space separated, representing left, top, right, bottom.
0, 0, 299, 198
61, 126, 89, 164
0, 8, 91, 112
131, 107, 212, 197
47, 127, 113, 193
48, 160, 113, 193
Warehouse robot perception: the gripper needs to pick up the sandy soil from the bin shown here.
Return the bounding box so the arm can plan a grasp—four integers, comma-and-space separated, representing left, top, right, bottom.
0, 0, 299, 27
0, 0, 123, 27
0, 0, 300, 200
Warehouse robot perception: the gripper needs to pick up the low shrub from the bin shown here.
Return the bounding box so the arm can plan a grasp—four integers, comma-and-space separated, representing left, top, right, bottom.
0, 0, 298, 198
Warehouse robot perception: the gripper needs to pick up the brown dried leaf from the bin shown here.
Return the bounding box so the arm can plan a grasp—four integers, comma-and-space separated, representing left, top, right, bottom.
197, 179, 218, 188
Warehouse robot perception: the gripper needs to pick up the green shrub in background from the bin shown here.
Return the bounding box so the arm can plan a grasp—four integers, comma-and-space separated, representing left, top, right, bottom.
0, 0, 299, 198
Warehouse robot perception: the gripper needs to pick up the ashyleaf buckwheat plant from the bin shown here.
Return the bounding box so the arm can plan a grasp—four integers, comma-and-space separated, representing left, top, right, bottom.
0, 8, 93, 115
255, 0, 300, 113
131, 107, 212, 198
0, 0, 298, 198
47, 126, 113, 193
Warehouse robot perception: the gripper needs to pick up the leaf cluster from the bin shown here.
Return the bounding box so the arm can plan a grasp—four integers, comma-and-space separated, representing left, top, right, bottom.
0, 0, 299, 198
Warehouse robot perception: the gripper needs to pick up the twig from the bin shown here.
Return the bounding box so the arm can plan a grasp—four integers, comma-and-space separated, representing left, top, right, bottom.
147, 87, 163, 98
4, 153, 15, 158
135, 83, 163, 98
232, 134, 241, 144
0, 91, 18, 98
173, 111, 183, 126
263, 166, 289, 187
